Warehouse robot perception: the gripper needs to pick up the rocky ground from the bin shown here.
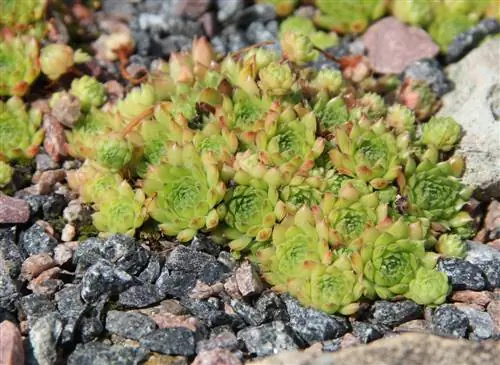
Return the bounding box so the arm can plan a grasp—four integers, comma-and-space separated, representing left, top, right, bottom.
1, 1, 500, 365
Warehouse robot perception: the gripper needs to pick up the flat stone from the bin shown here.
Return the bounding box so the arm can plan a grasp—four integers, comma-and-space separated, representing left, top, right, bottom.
437, 39, 500, 199
21, 253, 55, 281
0, 321, 24, 365
118, 283, 164, 309
282, 294, 349, 344
351, 321, 384, 344
0, 195, 30, 224
20, 294, 57, 328
196, 328, 239, 353
451, 290, 495, 307
486, 300, 500, 335
437, 258, 486, 291
68, 342, 149, 365
0, 272, 19, 312
456, 305, 495, 340
249, 333, 500, 365
237, 321, 300, 357
80, 260, 136, 303
19, 224, 58, 256
363, 17, 439, 74
192, 349, 242, 365
432, 304, 469, 338
370, 300, 423, 328
140, 327, 196, 356
28, 312, 64, 365
235, 261, 263, 297
228, 299, 266, 327
105, 310, 157, 340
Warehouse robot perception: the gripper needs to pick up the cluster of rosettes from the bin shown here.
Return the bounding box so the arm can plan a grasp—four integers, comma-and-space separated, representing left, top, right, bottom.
266, 0, 499, 54
55, 34, 472, 314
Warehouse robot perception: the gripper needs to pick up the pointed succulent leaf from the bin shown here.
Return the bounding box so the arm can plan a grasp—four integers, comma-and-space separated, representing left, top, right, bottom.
0, 0, 47, 27
309, 69, 344, 95
386, 104, 416, 135
429, 13, 475, 52
117, 83, 156, 119
258, 62, 296, 97
390, 0, 434, 26
93, 133, 134, 171
313, 95, 348, 132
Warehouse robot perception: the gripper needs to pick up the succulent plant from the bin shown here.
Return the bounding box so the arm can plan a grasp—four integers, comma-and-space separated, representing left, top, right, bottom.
398, 80, 438, 120
40, 44, 90, 81
313, 96, 349, 133
258, 62, 297, 97
93, 133, 134, 172
361, 219, 438, 300
324, 180, 391, 248
70, 76, 107, 111
0, 0, 47, 28
405, 267, 450, 305
279, 173, 326, 213
279, 16, 316, 37
310, 69, 344, 96
0, 97, 44, 161
143, 143, 226, 242
429, 13, 475, 52
223, 182, 285, 252
435, 233, 467, 258
314, 0, 387, 34
0, 32, 40, 96
357, 92, 387, 120
0, 160, 13, 187
258, 206, 332, 287
402, 159, 472, 224
421, 116, 461, 152
255, 105, 325, 171
329, 119, 405, 189
281, 32, 318, 65
385, 104, 416, 136
391, 0, 434, 26
92, 181, 147, 237
117, 83, 156, 120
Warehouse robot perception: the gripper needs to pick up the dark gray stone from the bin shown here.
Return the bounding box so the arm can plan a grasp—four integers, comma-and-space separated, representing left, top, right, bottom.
99, 235, 151, 276
403, 58, 453, 96
282, 294, 349, 344
118, 283, 164, 309
105, 310, 157, 340
352, 321, 385, 343
22, 195, 48, 217
73, 237, 106, 274
166, 246, 230, 285
156, 268, 197, 298
457, 306, 495, 340
55, 285, 88, 345
437, 258, 486, 291
245, 21, 277, 44
465, 241, 500, 289
446, 18, 500, 63
137, 253, 163, 284
181, 298, 244, 329
28, 312, 64, 365
151, 34, 192, 58
210, 35, 227, 55
140, 327, 196, 356
216, 0, 244, 23
229, 299, 266, 327
0, 227, 23, 278
132, 31, 152, 57
78, 294, 108, 343
42, 194, 66, 219
370, 300, 423, 327
20, 294, 56, 328
20, 224, 58, 256
431, 304, 469, 338
189, 234, 221, 257
255, 291, 289, 323
81, 260, 136, 303
235, 4, 276, 27
196, 327, 239, 353
237, 321, 300, 357
322, 338, 342, 352
68, 342, 149, 365
0, 271, 19, 312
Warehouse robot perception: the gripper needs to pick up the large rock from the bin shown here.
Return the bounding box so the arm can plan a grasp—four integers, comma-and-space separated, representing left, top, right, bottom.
437, 39, 500, 200
249, 333, 500, 365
